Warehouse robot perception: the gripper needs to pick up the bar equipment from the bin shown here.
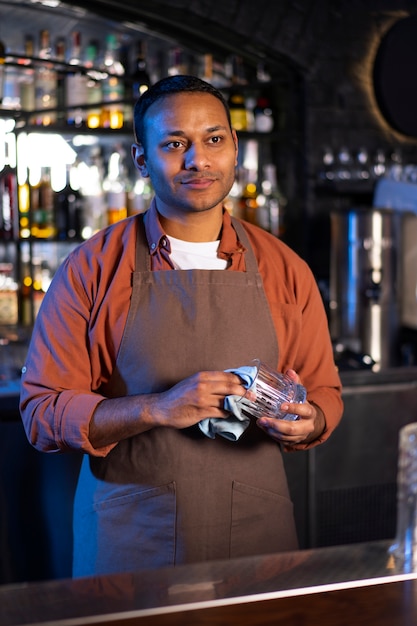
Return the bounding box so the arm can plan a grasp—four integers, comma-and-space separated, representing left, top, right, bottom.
330, 207, 402, 371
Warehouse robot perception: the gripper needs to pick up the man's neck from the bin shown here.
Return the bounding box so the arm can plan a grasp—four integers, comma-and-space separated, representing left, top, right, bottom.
156, 205, 224, 242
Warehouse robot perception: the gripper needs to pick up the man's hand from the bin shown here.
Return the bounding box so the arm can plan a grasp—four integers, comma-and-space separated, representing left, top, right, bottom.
150, 371, 249, 429
89, 371, 247, 448
255, 369, 326, 447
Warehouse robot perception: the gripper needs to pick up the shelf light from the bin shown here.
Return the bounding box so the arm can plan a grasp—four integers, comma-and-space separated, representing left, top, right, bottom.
17, 132, 77, 192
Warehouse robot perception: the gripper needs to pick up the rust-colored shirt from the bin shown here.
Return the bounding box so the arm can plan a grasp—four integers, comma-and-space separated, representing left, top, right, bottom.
20, 201, 343, 456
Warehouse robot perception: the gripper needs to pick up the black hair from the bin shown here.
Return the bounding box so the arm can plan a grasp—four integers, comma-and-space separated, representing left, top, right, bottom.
133, 74, 232, 149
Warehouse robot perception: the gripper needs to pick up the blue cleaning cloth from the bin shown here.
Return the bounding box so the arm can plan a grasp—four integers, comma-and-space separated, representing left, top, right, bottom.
198, 365, 257, 441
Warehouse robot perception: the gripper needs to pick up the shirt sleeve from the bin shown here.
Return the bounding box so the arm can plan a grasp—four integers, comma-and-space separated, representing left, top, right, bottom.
20, 253, 115, 457
243, 223, 344, 450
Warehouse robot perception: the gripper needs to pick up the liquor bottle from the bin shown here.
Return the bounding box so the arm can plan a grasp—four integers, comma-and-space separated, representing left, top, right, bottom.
0, 262, 18, 326
103, 149, 128, 225
238, 169, 259, 224
34, 30, 57, 125
258, 164, 287, 237
0, 39, 5, 105
54, 173, 84, 240
3, 40, 20, 109
238, 140, 259, 223
20, 35, 36, 115
66, 31, 88, 127
127, 176, 153, 216
254, 95, 274, 133
85, 40, 103, 130
0, 166, 18, 240
55, 36, 66, 125
30, 171, 56, 238
101, 33, 125, 129
228, 91, 248, 131
18, 181, 30, 239
167, 47, 188, 76
131, 40, 150, 100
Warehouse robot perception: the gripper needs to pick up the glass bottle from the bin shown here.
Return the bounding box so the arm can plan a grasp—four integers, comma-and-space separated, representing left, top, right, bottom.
258, 163, 286, 237
131, 40, 150, 100
238, 169, 259, 225
0, 166, 18, 241
55, 36, 66, 125
54, 168, 84, 240
103, 148, 128, 225
30, 170, 56, 239
101, 33, 125, 129
390, 422, 417, 573
0, 262, 18, 326
34, 30, 57, 126
0, 39, 5, 105
66, 31, 88, 127
254, 96, 274, 133
85, 40, 103, 130
229, 91, 248, 132
20, 35, 36, 115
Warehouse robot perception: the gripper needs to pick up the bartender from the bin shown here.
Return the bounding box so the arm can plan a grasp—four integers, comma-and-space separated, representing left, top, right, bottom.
20, 75, 343, 577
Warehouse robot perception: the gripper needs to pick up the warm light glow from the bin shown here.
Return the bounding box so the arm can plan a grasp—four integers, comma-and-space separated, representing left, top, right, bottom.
18, 133, 77, 191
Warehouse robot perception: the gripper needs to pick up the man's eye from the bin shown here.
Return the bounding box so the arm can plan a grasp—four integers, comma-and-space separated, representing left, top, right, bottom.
166, 141, 183, 149
209, 136, 222, 144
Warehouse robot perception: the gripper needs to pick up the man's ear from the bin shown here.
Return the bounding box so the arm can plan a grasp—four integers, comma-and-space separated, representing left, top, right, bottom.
131, 143, 149, 177
232, 129, 239, 166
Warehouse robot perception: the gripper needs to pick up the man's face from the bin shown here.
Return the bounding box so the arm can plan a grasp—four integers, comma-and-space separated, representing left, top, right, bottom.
133, 92, 238, 220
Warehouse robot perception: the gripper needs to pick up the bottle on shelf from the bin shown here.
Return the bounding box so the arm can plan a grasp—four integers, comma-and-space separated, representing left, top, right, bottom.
238, 169, 259, 224
3, 42, 20, 110
103, 148, 128, 225
228, 91, 248, 132
257, 163, 286, 237
254, 95, 274, 133
54, 172, 84, 240
18, 181, 30, 239
66, 31, 88, 127
34, 29, 58, 125
127, 176, 153, 216
29, 171, 56, 239
0, 39, 5, 105
131, 39, 150, 100
101, 33, 125, 129
85, 40, 103, 130
54, 36, 66, 125
0, 262, 18, 326
167, 47, 189, 76
0, 166, 18, 241
19, 35, 36, 115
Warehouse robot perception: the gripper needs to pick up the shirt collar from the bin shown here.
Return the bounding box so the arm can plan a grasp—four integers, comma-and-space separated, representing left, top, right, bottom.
143, 199, 247, 270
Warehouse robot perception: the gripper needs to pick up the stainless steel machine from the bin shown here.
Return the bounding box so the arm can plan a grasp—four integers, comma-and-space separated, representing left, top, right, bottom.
329, 207, 402, 370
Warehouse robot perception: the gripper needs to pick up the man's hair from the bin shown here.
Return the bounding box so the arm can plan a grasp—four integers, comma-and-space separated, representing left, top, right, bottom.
133, 74, 232, 149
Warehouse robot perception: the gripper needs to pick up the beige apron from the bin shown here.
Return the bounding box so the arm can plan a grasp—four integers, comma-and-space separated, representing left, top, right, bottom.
73, 215, 298, 577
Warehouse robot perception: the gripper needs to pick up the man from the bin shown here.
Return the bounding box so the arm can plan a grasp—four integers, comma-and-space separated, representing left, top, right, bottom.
20, 75, 343, 577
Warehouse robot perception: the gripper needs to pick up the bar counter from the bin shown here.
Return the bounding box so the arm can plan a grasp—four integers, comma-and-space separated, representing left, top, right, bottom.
1, 540, 416, 625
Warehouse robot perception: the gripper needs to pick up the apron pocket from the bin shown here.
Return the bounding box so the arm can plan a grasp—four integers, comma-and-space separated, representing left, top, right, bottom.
73, 482, 176, 576
230, 480, 298, 558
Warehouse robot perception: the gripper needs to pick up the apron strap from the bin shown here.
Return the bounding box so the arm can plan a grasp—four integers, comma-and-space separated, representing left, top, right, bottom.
134, 212, 259, 272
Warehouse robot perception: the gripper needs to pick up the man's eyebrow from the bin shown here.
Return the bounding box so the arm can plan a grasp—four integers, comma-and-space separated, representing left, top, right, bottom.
162, 125, 229, 136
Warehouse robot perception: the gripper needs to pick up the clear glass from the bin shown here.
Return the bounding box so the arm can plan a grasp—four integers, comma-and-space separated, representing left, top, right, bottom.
238, 359, 306, 421
389, 422, 417, 572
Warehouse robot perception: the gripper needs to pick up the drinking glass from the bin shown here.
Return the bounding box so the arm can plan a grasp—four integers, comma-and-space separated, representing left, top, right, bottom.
238, 359, 306, 421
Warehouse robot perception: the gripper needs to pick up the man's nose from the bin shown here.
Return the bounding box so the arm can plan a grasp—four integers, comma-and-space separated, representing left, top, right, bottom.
184, 143, 209, 170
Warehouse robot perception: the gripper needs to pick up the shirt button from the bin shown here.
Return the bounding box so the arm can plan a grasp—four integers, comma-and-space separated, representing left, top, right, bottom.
150, 243, 156, 250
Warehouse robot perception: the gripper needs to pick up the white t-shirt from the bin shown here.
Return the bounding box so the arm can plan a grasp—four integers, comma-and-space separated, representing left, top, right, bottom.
167, 235, 229, 270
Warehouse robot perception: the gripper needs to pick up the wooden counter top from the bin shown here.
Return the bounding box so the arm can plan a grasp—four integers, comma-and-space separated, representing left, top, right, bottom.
1, 540, 415, 625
